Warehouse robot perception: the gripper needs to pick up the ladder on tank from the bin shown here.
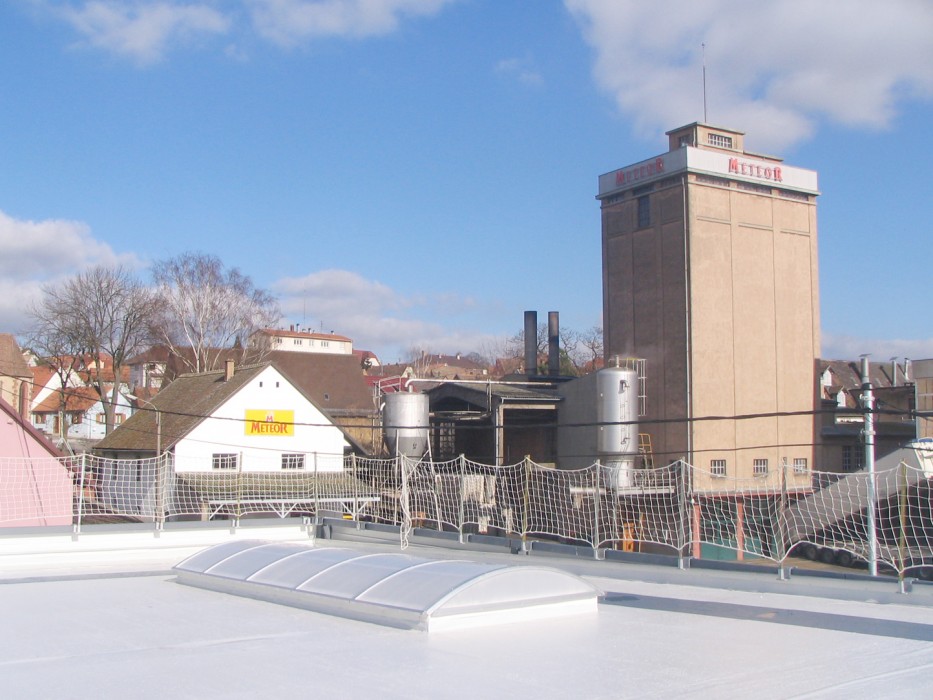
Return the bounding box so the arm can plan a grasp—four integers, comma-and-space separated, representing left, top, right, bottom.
638, 433, 655, 470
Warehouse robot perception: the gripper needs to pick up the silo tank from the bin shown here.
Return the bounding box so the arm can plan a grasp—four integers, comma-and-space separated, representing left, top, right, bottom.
597, 368, 638, 458
383, 392, 430, 458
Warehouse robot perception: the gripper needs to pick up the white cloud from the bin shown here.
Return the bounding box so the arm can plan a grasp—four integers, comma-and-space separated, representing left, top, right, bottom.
37, 0, 456, 61
246, 0, 456, 47
495, 56, 544, 87
565, 0, 933, 151
822, 332, 933, 362
0, 209, 137, 332
271, 269, 503, 361
51, 1, 231, 65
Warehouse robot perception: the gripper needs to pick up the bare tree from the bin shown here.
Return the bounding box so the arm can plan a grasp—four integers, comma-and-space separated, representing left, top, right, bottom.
579, 326, 604, 373
150, 252, 281, 374
31, 265, 155, 434
25, 325, 86, 452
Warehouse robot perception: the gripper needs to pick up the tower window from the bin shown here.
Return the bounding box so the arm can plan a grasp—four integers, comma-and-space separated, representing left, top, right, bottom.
637, 195, 651, 229
710, 459, 726, 477
708, 133, 733, 149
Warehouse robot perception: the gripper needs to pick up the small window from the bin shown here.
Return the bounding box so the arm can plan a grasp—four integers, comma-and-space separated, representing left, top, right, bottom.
753, 458, 769, 477
637, 195, 650, 228
793, 457, 808, 474
708, 133, 733, 149
281, 453, 305, 470
710, 459, 726, 477
842, 446, 863, 472
294, 339, 303, 346
678, 134, 692, 148
212, 453, 238, 470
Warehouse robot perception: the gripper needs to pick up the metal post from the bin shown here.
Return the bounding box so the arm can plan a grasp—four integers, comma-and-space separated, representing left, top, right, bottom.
74, 453, 87, 537
458, 454, 466, 544
778, 459, 789, 580
155, 451, 165, 533
521, 456, 531, 553
861, 356, 878, 576
313, 452, 320, 526
898, 461, 909, 581
680, 460, 691, 569
592, 464, 602, 559
233, 451, 243, 531
352, 453, 360, 529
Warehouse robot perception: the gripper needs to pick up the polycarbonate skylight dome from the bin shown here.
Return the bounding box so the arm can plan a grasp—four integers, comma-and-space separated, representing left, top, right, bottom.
173, 540, 600, 632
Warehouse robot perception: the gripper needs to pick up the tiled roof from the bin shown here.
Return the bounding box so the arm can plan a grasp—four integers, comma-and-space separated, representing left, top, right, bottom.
268, 351, 374, 413
30, 365, 57, 400
96, 363, 268, 452
0, 334, 30, 379
126, 345, 172, 365
33, 386, 101, 414
95, 361, 369, 454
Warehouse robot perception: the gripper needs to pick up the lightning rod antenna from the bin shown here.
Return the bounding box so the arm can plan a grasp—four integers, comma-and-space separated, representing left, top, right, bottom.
702, 42, 708, 123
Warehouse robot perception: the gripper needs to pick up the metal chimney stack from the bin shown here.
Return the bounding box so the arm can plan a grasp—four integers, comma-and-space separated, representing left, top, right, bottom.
524, 311, 537, 376
548, 311, 560, 376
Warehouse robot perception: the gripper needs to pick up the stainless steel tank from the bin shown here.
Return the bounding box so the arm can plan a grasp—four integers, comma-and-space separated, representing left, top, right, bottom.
597, 367, 639, 488
383, 392, 430, 458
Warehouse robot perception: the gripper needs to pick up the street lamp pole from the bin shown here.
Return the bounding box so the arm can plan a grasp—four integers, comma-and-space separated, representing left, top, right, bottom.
128, 393, 163, 528
129, 394, 161, 457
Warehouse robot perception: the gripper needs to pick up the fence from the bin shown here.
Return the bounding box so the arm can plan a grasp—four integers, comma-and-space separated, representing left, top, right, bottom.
2, 451, 932, 578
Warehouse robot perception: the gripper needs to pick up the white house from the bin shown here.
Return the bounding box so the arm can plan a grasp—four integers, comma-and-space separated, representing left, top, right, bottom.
94, 361, 370, 521
96, 361, 358, 471
251, 326, 354, 357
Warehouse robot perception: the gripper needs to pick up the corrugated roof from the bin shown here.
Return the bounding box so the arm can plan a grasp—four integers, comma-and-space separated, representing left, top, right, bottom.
429, 381, 561, 403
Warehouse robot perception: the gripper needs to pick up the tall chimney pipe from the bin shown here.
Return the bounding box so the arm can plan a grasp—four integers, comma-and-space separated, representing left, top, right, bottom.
548, 311, 560, 376
524, 311, 537, 376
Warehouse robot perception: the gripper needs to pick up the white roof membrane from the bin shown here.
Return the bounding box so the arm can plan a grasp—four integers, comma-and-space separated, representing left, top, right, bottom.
173, 540, 600, 632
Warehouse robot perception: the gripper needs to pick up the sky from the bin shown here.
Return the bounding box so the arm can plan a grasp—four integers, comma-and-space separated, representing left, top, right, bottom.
1, 0, 932, 364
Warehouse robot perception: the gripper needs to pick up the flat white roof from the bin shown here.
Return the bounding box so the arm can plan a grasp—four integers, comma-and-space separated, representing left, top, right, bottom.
1, 530, 932, 697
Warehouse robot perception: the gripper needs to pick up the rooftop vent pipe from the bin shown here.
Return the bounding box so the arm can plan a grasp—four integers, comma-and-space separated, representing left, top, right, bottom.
224, 359, 235, 381
548, 311, 560, 377
524, 310, 537, 376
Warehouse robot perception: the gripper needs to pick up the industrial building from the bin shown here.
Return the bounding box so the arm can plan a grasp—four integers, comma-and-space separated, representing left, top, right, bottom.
599, 122, 820, 487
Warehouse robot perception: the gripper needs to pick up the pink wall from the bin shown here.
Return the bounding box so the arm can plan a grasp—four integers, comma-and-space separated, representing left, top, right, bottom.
0, 402, 72, 527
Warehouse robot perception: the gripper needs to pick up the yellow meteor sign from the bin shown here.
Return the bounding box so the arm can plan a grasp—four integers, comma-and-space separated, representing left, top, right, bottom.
245, 409, 295, 436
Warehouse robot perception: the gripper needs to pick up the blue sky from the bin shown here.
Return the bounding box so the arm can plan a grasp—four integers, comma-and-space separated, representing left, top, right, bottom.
1, 0, 931, 364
